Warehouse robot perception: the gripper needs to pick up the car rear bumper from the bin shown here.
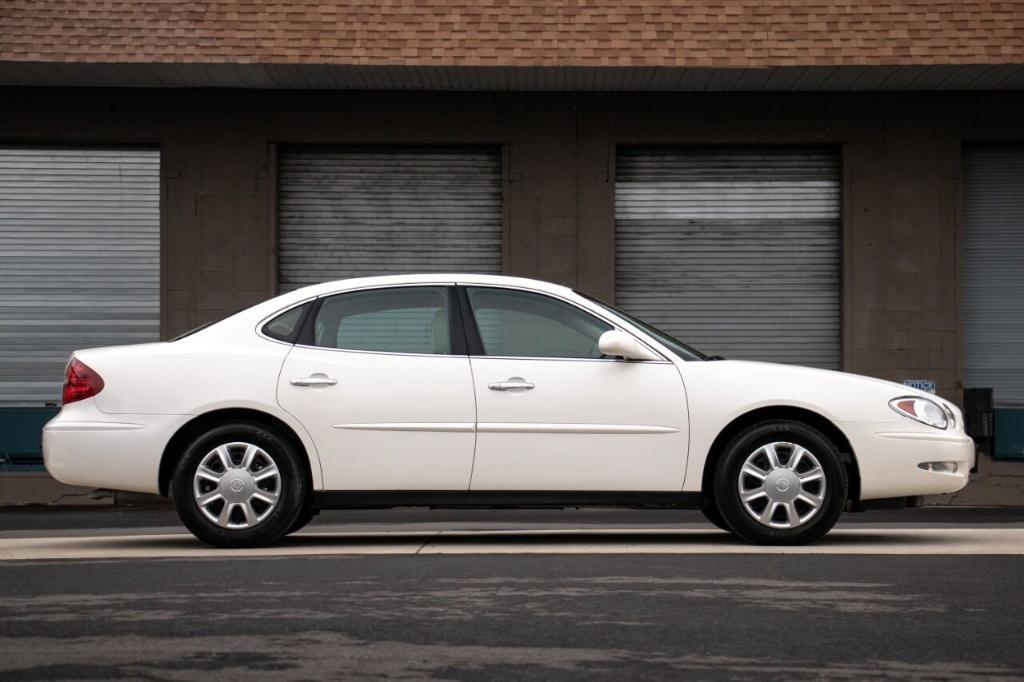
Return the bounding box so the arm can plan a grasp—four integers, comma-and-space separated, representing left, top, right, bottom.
847, 423, 975, 500
43, 400, 188, 495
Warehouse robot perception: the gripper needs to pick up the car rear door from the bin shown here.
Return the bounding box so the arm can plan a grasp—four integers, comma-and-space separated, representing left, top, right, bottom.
461, 285, 689, 491
277, 285, 477, 490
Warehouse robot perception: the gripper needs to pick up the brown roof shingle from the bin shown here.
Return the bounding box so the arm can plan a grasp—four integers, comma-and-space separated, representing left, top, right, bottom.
1, 0, 1022, 67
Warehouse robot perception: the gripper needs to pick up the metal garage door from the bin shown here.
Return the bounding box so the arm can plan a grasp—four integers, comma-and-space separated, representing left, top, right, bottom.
615, 147, 841, 368
0, 147, 160, 406
964, 144, 1024, 406
278, 147, 503, 292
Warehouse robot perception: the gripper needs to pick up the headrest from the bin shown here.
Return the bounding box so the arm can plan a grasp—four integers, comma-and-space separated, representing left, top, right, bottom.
430, 308, 449, 353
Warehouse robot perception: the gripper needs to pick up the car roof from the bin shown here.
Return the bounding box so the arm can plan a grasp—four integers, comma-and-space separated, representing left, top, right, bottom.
283, 274, 575, 301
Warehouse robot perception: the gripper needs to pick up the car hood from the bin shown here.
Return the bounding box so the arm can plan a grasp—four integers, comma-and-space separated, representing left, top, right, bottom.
677, 358, 956, 425
712, 359, 936, 399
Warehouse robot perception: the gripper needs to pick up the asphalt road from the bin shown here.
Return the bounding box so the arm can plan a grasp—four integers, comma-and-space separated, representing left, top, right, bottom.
2, 507, 1024, 681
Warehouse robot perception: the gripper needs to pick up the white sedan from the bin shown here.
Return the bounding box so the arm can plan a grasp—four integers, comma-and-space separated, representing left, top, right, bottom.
43, 274, 974, 547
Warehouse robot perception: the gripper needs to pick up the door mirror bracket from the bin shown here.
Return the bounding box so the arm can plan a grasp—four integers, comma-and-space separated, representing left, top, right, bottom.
598, 330, 661, 362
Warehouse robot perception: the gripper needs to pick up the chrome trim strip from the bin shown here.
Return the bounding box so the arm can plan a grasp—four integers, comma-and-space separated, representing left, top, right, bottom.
293, 346, 467, 359
874, 432, 975, 443
470, 355, 671, 364
43, 421, 144, 432
332, 422, 678, 434
333, 422, 475, 433
477, 423, 679, 434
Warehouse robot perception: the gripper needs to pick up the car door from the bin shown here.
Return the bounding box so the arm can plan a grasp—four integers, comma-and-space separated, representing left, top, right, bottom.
462, 285, 689, 491
277, 285, 477, 490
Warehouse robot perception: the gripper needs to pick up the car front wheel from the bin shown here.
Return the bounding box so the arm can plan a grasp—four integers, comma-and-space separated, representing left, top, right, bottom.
171, 422, 307, 548
713, 420, 848, 545
700, 497, 732, 532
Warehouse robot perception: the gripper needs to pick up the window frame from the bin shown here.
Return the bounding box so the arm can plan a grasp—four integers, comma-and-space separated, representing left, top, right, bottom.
259, 300, 315, 344
457, 285, 666, 362
291, 285, 468, 357
254, 295, 319, 346
575, 291, 708, 362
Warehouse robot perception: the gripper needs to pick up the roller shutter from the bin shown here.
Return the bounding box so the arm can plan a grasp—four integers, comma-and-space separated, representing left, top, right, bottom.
278, 147, 503, 292
0, 147, 160, 406
964, 144, 1024, 407
615, 147, 841, 369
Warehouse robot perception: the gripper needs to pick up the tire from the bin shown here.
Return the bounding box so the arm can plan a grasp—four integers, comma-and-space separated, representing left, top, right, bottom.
286, 505, 319, 536
700, 498, 732, 532
171, 422, 307, 548
713, 420, 847, 545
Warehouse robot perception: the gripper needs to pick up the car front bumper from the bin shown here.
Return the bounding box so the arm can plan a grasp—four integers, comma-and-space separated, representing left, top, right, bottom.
844, 422, 975, 500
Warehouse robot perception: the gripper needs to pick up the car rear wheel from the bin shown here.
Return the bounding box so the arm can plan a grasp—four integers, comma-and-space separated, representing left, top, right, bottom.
713, 420, 847, 545
171, 422, 307, 548
286, 505, 319, 536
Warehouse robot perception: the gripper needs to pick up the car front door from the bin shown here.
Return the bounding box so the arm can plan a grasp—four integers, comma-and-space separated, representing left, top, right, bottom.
462, 285, 689, 491
277, 285, 477, 490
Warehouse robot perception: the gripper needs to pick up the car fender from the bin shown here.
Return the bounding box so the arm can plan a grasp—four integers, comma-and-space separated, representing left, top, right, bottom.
173, 398, 326, 491
677, 359, 936, 493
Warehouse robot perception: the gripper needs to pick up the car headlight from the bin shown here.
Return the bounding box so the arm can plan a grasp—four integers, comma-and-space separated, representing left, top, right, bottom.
941, 402, 957, 429
889, 396, 949, 430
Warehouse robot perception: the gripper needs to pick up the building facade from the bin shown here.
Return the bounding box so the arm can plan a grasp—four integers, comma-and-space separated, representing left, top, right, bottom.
1, 1, 1022, 503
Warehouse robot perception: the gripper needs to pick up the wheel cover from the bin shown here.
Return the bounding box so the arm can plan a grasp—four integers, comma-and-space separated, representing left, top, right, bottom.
737, 442, 827, 529
192, 442, 281, 529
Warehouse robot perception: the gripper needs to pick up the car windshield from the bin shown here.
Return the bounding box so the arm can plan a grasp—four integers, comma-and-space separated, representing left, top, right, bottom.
575, 291, 709, 361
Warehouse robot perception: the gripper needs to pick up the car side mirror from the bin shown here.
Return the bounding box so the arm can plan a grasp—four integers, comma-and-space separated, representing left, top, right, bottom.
598, 330, 660, 362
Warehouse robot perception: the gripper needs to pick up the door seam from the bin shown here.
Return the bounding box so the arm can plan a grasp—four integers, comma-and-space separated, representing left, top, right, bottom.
466, 356, 480, 491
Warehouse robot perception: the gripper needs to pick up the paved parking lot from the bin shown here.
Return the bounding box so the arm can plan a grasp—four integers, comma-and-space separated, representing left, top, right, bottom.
1, 507, 1023, 680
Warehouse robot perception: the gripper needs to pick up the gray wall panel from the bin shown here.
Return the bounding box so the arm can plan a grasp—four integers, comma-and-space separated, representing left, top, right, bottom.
278, 147, 503, 292
615, 147, 841, 368
964, 144, 1024, 407
0, 147, 160, 406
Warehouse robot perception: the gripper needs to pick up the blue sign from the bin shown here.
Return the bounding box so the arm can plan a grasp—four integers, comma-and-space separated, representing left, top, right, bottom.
902, 379, 936, 394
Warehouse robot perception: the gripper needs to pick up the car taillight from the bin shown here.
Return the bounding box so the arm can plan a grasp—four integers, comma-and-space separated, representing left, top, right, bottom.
62, 358, 105, 405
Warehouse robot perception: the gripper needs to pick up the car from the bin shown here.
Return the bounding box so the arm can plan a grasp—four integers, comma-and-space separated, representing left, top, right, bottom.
43, 274, 974, 547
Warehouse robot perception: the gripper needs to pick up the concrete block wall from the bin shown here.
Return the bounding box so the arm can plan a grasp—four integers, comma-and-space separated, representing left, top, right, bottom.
843, 115, 961, 398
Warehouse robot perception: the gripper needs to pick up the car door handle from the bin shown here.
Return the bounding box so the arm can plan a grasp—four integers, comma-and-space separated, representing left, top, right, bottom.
290, 375, 338, 387
488, 379, 535, 391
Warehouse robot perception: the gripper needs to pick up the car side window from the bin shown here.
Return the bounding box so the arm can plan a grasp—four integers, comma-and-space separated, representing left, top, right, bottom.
261, 302, 312, 342
465, 287, 612, 359
312, 286, 452, 355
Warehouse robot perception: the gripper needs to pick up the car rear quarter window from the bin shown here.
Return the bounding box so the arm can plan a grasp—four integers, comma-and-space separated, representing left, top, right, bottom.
261, 302, 312, 343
